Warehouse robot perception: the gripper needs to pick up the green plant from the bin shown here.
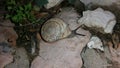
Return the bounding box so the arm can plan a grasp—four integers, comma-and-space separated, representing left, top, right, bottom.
6, 0, 77, 25
6, 0, 36, 25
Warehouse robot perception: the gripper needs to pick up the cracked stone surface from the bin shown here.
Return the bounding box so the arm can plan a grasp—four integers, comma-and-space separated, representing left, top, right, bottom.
31, 29, 91, 68
0, 52, 13, 68
31, 7, 91, 68
5, 47, 29, 68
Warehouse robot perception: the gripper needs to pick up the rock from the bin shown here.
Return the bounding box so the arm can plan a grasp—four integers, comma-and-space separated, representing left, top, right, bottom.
41, 18, 71, 42
0, 42, 12, 53
5, 47, 29, 68
81, 46, 111, 68
55, 7, 81, 30
78, 8, 116, 33
0, 20, 18, 46
0, 20, 18, 68
0, 42, 14, 68
108, 42, 120, 68
31, 7, 91, 68
80, 0, 118, 6
44, 0, 63, 9
87, 36, 104, 51
0, 52, 13, 68
31, 30, 90, 68
0, 34, 7, 44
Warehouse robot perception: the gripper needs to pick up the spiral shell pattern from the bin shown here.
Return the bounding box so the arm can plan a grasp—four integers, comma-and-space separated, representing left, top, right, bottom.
41, 18, 71, 42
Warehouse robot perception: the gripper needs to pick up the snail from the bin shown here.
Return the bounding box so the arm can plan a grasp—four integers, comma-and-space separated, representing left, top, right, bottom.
41, 18, 85, 42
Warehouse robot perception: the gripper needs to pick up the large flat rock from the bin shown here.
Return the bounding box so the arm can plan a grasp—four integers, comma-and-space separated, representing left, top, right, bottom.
31, 29, 91, 68
31, 7, 91, 68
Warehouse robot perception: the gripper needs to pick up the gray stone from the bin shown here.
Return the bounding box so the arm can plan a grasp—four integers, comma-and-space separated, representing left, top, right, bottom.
81, 46, 112, 68
44, 0, 63, 9
78, 8, 116, 33
80, 0, 118, 6
5, 47, 29, 68
0, 52, 13, 68
31, 30, 90, 68
87, 36, 104, 51
0, 20, 18, 46
55, 7, 81, 30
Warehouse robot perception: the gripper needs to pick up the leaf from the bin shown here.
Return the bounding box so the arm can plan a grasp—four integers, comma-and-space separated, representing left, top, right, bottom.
19, 6, 24, 11
27, 3, 32, 10
12, 13, 24, 23
7, 0, 16, 5
12, 15, 19, 22
24, 3, 32, 11
35, 0, 48, 7
68, 0, 76, 5
5, 14, 11, 19
27, 13, 36, 23
7, 6, 12, 10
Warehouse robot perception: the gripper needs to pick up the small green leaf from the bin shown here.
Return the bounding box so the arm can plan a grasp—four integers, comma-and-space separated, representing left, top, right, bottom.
27, 3, 32, 10
11, 0, 16, 5
19, 6, 24, 10
5, 14, 11, 19
7, 6, 12, 10
24, 3, 32, 11
12, 15, 19, 22
7, 0, 16, 5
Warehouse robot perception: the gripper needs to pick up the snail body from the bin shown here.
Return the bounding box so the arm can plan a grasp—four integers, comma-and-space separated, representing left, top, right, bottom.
41, 18, 85, 42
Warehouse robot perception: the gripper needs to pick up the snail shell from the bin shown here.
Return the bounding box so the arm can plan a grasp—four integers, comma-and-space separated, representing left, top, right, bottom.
41, 18, 71, 42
